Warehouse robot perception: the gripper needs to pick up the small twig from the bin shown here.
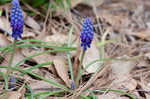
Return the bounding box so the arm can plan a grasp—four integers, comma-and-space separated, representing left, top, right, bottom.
92, 2, 104, 35
42, 1, 51, 33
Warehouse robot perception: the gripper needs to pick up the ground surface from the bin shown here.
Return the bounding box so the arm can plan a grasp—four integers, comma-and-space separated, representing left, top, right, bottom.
1, 0, 150, 99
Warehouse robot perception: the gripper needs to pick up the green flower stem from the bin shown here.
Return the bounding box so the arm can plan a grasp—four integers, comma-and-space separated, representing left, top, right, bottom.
6, 40, 17, 80
76, 49, 86, 87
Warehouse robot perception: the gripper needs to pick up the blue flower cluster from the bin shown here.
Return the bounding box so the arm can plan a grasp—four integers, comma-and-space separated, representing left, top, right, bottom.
9, 76, 16, 89
80, 17, 94, 51
10, 0, 24, 40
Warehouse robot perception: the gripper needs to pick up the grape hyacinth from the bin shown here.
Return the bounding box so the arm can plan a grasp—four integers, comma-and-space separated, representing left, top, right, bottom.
80, 17, 94, 51
10, 0, 24, 40
9, 76, 17, 89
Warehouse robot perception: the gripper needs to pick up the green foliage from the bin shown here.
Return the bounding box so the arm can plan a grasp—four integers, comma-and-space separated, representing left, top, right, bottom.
0, 0, 71, 18
0, 0, 71, 11
0, 10, 3, 16
23, 0, 49, 8
22, 0, 71, 11
55, 0, 71, 9
0, 0, 11, 5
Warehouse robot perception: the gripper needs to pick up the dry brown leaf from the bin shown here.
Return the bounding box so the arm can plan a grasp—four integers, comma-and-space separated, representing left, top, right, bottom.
71, 0, 104, 8
22, 31, 36, 38
33, 54, 54, 65
25, 16, 41, 30
22, 48, 54, 64
101, 10, 127, 25
97, 93, 119, 99
110, 56, 137, 90
21, 49, 56, 74
71, 0, 83, 8
98, 93, 129, 99
0, 34, 10, 48
30, 80, 58, 93
1, 48, 24, 67
111, 55, 136, 77
129, 28, 150, 41
43, 68, 63, 84
145, 52, 150, 59
45, 34, 68, 46
82, 39, 101, 73
112, 75, 137, 91
54, 57, 71, 88
0, 48, 24, 80
146, 94, 150, 99
4, 91, 22, 99
0, 48, 24, 76
0, 17, 11, 34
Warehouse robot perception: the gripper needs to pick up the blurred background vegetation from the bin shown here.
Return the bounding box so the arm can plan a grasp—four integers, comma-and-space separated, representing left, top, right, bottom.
0, 0, 71, 16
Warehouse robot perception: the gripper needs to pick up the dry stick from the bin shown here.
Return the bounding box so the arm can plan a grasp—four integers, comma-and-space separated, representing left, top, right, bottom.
42, 1, 51, 33
92, 2, 104, 35
36, 2, 51, 41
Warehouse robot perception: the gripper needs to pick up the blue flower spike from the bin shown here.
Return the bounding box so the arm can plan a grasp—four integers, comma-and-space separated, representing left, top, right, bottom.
9, 76, 17, 89
10, 0, 24, 40
80, 17, 94, 51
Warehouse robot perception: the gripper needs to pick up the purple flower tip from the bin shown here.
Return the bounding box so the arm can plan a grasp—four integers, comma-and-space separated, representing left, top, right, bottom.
80, 17, 94, 51
12, 0, 19, 5
10, 0, 24, 40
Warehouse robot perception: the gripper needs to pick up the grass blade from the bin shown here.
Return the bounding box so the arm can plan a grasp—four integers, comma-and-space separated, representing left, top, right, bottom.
66, 26, 75, 89
26, 84, 34, 99
0, 71, 8, 90
0, 66, 71, 92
